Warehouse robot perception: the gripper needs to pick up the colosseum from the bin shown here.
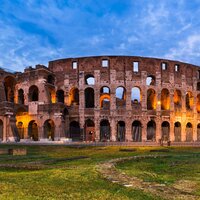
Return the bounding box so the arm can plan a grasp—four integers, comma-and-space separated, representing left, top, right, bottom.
1, 55, 200, 144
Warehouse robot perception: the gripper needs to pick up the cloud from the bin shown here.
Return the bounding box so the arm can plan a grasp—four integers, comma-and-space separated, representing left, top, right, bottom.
0, 0, 200, 71
165, 34, 200, 65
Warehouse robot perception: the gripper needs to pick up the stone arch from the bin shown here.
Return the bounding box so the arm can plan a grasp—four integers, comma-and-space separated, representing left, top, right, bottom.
197, 82, 200, 91
116, 86, 126, 107
56, 89, 64, 103
100, 86, 110, 94
174, 89, 182, 110
62, 108, 69, 120
132, 120, 142, 142
18, 89, 24, 104
70, 121, 81, 141
146, 75, 156, 86
0, 120, 3, 141
197, 124, 200, 141
29, 85, 39, 101
85, 87, 94, 108
186, 122, 193, 142
186, 91, 193, 110
17, 122, 24, 139
47, 75, 55, 85
85, 119, 95, 141
100, 119, 110, 141
116, 121, 125, 142
147, 89, 156, 110
131, 87, 141, 104
161, 88, 170, 110
174, 122, 181, 142
4, 76, 16, 102
197, 94, 200, 113
69, 88, 79, 105
147, 120, 156, 141
85, 74, 95, 85
43, 119, 55, 140
28, 120, 38, 141
161, 121, 170, 141
100, 86, 110, 109
47, 87, 56, 103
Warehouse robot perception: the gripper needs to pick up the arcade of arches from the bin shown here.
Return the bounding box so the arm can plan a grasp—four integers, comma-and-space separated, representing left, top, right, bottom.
1, 56, 200, 144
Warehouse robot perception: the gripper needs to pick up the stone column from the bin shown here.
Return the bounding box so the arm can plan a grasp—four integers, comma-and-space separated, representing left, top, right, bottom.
111, 118, 116, 141
3, 116, 7, 141
38, 126, 44, 140
142, 121, 147, 141
125, 120, 132, 141
94, 118, 100, 141
170, 120, 175, 142
181, 122, 186, 142
156, 119, 161, 142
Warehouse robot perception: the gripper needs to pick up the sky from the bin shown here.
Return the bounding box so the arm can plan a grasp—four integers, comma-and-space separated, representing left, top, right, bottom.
1, 0, 200, 72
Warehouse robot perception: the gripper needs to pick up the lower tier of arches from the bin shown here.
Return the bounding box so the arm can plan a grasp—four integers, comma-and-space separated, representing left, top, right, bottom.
1, 116, 200, 143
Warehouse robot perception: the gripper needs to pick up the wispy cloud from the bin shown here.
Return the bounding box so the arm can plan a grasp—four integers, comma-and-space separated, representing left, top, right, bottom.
0, 0, 200, 71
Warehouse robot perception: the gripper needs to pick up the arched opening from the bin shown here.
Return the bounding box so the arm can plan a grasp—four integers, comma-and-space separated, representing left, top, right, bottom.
100, 120, 110, 141
85, 74, 95, 85
174, 89, 182, 110
147, 120, 156, 141
197, 124, 200, 141
44, 119, 55, 140
186, 91, 193, 110
48, 87, 56, 103
174, 122, 181, 142
4, 76, 16, 102
63, 108, 69, 137
117, 121, 125, 142
161, 89, 170, 110
0, 120, 3, 141
116, 87, 126, 108
100, 97, 110, 109
100, 86, 110, 94
47, 75, 55, 85
132, 121, 142, 142
70, 121, 81, 141
197, 82, 200, 91
29, 85, 39, 101
56, 90, 64, 103
197, 94, 200, 113
28, 120, 38, 141
146, 75, 156, 86
147, 89, 156, 110
62, 108, 69, 120
161, 121, 170, 141
85, 88, 94, 108
17, 122, 24, 139
16, 107, 27, 116
85, 119, 95, 141
131, 87, 141, 104
69, 88, 79, 105
100, 86, 110, 109
186, 123, 193, 142
18, 89, 24, 104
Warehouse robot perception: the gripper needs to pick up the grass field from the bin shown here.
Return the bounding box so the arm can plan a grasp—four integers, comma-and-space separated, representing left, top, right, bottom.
0, 145, 199, 200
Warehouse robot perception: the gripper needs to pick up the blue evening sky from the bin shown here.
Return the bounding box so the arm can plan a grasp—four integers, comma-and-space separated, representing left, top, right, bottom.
1, 0, 200, 71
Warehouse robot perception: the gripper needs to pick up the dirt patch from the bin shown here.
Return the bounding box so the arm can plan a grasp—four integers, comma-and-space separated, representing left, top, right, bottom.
97, 155, 199, 200
173, 180, 198, 193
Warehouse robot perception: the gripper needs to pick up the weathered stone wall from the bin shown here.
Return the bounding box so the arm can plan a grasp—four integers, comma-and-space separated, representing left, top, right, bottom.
0, 56, 200, 143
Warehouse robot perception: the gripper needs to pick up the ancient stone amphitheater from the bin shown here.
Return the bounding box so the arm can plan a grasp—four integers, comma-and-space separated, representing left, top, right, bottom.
1, 56, 200, 143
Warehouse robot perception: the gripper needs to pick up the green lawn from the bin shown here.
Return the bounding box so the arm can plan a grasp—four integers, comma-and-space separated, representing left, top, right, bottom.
0, 145, 199, 200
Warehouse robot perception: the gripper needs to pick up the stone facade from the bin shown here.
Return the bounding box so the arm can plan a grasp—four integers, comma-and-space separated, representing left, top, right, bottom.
0, 56, 200, 143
